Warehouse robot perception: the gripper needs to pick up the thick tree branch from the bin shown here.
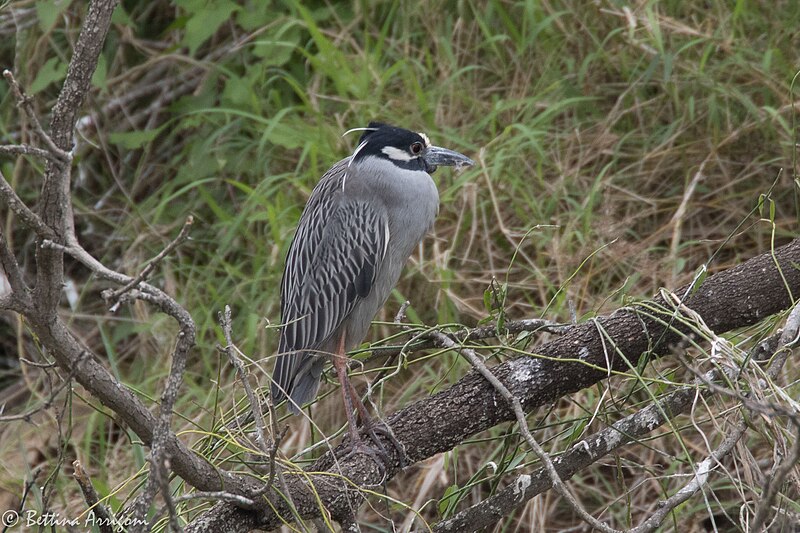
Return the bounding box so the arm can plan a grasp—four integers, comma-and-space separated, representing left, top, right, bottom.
428, 329, 620, 533
186, 239, 800, 532
32, 0, 119, 316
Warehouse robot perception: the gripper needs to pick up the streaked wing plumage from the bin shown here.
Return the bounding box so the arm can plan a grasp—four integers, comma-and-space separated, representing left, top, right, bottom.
271, 159, 388, 405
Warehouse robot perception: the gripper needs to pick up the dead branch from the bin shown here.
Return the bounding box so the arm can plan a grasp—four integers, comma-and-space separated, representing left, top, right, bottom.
102, 215, 194, 311
73, 460, 115, 533
0, 0, 262, 512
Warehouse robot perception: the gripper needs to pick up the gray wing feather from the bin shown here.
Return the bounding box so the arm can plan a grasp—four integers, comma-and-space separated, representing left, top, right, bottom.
271, 160, 388, 408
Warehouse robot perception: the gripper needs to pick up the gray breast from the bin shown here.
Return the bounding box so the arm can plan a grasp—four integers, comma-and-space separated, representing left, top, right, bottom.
340, 155, 439, 348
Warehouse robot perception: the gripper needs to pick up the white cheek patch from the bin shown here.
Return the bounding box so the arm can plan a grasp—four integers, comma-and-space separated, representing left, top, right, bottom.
382, 146, 415, 162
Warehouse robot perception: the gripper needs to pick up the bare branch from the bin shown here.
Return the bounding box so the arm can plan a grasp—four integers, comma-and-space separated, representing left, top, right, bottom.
157, 457, 183, 533
0, 220, 30, 308
2, 70, 72, 164
0, 371, 74, 422
752, 424, 800, 530
29, 0, 117, 317
102, 216, 194, 311
218, 305, 270, 455
628, 417, 748, 533
32, 201, 258, 504
218, 305, 293, 504
0, 168, 55, 240
750, 303, 800, 530
628, 303, 800, 532
25, 317, 261, 500
174, 492, 256, 507
0, 143, 65, 164
73, 461, 115, 533
44, 236, 197, 328
129, 291, 197, 528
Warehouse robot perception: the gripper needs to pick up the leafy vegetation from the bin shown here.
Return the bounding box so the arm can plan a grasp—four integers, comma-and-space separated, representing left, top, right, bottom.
1, 0, 798, 530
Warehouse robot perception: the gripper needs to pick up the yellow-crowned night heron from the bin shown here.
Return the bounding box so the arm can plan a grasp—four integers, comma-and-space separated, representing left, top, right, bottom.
271, 122, 473, 451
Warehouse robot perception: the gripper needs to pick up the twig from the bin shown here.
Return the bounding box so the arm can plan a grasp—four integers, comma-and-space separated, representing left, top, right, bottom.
358, 317, 568, 369
751, 424, 800, 531
0, 143, 65, 164
627, 417, 748, 533
2, 70, 72, 164
0, 221, 30, 302
218, 305, 270, 455
39, 380, 73, 529
11, 464, 47, 527
394, 300, 411, 325
73, 460, 115, 533
173, 491, 256, 507
750, 304, 800, 530
0, 168, 56, 240
18, 357, 57, 368
120, 223, 198, 529
767, 301, 800, 381
157, 457, 183, 533
129, 302, 196, 531
34, 239, 261, 500
427, 329, 621, 533
0, 368, 76, 422
629, 303, 800, 532
218, 305, 291, 501
103, 216, 194, 311
44, 236, 196, 329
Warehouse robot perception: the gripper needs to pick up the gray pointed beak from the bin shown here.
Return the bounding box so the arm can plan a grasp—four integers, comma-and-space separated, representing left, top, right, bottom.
422, 145, 475, 172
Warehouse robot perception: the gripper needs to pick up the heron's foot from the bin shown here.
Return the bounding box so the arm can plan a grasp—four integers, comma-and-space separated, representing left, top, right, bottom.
336, 421, 406, 475
337, 434, 390, 479
362, 422, 407, 469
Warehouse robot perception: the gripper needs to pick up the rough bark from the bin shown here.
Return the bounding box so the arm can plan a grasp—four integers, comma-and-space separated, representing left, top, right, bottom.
186, 238, 800, 532
35, 0, 118, 316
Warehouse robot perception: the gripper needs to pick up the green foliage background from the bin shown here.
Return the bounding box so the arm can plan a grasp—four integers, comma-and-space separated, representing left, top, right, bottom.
1, 0, 798, 529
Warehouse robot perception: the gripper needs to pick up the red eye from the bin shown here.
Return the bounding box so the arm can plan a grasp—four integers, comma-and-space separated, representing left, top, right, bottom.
410, 142, 423, 155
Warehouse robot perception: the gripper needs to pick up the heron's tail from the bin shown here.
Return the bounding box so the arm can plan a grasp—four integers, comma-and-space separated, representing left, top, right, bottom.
271, 352, 324, 414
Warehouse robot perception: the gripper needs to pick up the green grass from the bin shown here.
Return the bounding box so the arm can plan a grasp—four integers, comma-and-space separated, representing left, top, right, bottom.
1, 0, 798, 530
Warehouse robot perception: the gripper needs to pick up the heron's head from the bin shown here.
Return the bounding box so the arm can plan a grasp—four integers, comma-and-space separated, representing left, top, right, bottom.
348, 122, 474, 174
